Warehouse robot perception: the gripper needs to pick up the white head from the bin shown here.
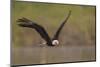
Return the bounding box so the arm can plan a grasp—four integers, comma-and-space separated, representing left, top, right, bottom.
52, 40, 59, 46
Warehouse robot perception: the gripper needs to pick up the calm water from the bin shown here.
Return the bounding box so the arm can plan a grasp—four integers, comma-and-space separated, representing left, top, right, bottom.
11, 45, 95, 65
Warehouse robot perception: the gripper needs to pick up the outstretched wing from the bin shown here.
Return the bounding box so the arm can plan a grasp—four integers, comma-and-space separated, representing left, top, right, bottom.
52, 11, 71, 40
17, 17, 52, 46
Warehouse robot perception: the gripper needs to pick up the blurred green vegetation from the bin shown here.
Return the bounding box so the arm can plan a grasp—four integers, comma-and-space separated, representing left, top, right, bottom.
12, 1, 96, 47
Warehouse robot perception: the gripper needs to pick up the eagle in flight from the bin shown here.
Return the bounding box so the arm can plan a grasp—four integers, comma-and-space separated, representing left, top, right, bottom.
17, 11, 71, 46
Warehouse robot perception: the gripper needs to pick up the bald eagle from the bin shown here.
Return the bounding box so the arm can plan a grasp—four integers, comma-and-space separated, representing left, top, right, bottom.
17, 11, 71, 46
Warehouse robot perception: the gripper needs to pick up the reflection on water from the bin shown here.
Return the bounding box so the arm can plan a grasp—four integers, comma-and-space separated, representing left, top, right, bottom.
11, 45, 95, 65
